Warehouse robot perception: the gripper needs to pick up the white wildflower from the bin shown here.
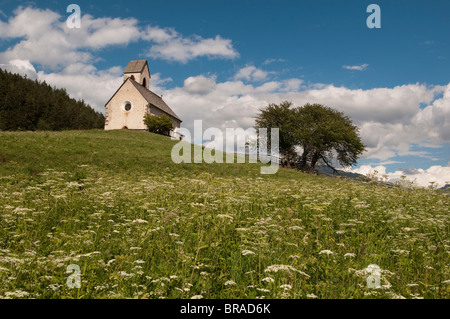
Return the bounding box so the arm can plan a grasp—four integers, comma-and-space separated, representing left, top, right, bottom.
264, 264, 310, 277
47, 284, 62, 292
118, 271, 134, 278
257, 288, 270, 293
132, 219, 148, 224
217, 214, 233, 220
224, 280, 236, 286
4, 290, 30, 298
241, 250, 256, 256
261, 277, 274, 284
67, 182, 83, 188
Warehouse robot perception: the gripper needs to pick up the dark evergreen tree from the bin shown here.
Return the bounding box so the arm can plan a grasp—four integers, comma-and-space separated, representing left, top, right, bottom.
0, 68, 104, 131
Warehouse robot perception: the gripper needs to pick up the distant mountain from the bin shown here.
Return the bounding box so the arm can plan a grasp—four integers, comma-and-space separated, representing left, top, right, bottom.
440, 184, 450, 191
0, 68, 104, 131
315, 163, 365, 179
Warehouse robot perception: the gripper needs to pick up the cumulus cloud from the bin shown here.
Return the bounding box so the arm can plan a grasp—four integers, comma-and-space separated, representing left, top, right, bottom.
345, 164, 450, 188
343, 64, 369, 71
36, 64, 123, 113
0, 59, 38, 79
183, 75, 217, 95
411, 84, 450, 142
142, 26, 239, 63
234, 66, 271, 82
0, 7, 239, 69
0, 7, 140, 69
159, 77, 450, 166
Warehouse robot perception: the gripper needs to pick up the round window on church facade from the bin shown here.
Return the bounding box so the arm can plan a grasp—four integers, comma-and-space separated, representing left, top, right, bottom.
125, 103, 132, 111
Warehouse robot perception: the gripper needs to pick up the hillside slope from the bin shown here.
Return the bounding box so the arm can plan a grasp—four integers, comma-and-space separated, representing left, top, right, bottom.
0, 130, 448, 299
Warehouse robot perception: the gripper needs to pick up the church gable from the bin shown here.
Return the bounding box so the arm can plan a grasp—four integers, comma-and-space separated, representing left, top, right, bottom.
104, 79, 149, 130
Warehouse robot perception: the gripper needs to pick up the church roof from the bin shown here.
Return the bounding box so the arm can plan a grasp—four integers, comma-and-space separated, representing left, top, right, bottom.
124, 60, 148, 74
128, 79, 182, 122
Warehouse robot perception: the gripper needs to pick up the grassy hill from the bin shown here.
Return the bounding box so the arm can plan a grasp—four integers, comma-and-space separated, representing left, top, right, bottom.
0, 130, 448, 299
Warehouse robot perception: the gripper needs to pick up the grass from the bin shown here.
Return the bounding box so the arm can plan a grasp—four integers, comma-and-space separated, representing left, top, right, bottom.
0, 130, 448, 299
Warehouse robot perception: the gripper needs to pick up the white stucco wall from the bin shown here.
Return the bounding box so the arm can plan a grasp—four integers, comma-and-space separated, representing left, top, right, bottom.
105, 80, 148, 130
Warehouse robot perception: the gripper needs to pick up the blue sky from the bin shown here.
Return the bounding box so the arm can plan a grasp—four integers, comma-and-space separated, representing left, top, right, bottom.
0, 0, 449, 186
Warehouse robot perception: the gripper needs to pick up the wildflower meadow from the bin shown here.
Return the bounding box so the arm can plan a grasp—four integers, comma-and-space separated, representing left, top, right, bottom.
0, 130, 448, 299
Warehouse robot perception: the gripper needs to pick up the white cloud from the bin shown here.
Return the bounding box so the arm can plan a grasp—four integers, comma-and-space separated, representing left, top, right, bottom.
0, 7, 239, 69
234, 66, 271, 82
184, 75, 216, 95
160, 77, 449, 165
345, 164, 450, 188
263, 58, 286, 65
37, 64, 123, 113
142, 26, 239, 63
0, 7, 141, 69
0, 59, 38, 79
343, 64, 369, 71
67, 15, 140, 49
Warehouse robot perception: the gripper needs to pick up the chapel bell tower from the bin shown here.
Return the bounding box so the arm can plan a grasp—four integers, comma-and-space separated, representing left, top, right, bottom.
123, 60, 151, 90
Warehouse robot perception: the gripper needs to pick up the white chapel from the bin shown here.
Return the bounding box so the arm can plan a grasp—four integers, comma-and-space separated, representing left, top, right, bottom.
104, 60, 182, 138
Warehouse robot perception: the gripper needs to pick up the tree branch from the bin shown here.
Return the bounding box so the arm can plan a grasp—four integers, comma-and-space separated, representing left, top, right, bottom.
320, 154, 339, 175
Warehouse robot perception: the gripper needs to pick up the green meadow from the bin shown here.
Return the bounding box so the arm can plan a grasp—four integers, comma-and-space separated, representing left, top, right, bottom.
0, 130, 448, 299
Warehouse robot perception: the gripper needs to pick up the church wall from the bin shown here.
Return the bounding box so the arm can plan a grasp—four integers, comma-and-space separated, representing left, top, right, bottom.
105, 80, 148, 130
149, 106, 181, 129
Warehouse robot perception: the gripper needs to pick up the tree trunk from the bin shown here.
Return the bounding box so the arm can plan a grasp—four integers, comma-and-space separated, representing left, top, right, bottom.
310, 151, 320, 169
300, 148, 309, 169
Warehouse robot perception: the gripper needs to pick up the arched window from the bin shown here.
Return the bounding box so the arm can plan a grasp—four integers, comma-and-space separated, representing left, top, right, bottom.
142, 78, 147, 88
130, 75, 135, 81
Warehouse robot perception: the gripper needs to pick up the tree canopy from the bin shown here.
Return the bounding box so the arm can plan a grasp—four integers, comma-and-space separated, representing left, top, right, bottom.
255, 101, 366, 173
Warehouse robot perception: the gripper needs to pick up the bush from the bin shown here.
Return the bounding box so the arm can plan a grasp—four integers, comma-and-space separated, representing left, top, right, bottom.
143, 114, 173, 136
